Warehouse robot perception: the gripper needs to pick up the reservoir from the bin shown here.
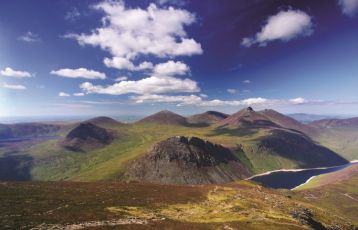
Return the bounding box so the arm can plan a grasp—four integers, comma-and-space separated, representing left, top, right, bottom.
249, 161, 357, 190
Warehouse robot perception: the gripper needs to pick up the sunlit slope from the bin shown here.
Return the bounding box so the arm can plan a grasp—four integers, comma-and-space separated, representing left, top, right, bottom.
26, 120, 347, 181
295, 164, 358, 225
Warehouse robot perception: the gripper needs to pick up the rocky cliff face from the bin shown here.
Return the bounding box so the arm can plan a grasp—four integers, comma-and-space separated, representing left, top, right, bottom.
125, 136, 251, 185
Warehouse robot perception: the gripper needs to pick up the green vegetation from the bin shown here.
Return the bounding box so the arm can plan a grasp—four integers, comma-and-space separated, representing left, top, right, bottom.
312, 128, 358, 160
0, 121, 349, 181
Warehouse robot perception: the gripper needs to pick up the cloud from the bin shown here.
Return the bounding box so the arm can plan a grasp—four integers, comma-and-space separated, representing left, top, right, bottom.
131, 94, 318, 107
65, 8, 81, 21
131, 94, 202, 104
243, 80, 251, 84
18, 32, 41, 42
59, 92, 71, 97
338, 0, 358, 16
114, 76, 128, 82
227, 88, 238, 94
65, 1, 202, 68
80, 75, 199, 95
51, 68, 106, 79
2, 83, 26, 90
73, 92, 85, 96
242, 9, 313, 47
0, 67, 32, 78
153, 60, 189, 76
104, 57, 153, 71
289, 97, 306, 104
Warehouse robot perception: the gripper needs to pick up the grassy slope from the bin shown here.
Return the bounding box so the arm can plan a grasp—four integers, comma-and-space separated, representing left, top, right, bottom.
29, 123, 306, 181
311, 128, 358, 160
0, 180, 353, 229
294, 164, 358, 225
1, 121, 350, 181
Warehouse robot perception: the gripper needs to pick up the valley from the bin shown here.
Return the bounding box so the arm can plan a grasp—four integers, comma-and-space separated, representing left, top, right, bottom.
0, 108, 357, 229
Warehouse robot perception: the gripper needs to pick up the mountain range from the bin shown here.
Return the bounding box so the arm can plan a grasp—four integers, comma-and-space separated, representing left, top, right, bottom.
0, 107, 355, 182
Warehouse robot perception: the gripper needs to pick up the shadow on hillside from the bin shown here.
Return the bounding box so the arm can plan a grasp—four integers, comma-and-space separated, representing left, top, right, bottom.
257, 129, 348, 168
209, 126, 257, 137
0, 152, 33, 181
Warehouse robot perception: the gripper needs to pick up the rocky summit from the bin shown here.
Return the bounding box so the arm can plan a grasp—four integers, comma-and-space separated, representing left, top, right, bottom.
125, 136, 251, 185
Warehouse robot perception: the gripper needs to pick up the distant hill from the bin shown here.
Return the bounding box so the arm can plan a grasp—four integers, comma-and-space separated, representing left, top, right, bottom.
288, 113, 340, 123
186, 111, 228, 126
84, 116, 122, 128
138, 110, 188, 126
0, 123, 61, 139
254, 129, 348, 169
217, 107, 279, 128
61, 122, 114, 152
125, 136, 251, 184
310, 117, 358, 129
259, 109, 316, 135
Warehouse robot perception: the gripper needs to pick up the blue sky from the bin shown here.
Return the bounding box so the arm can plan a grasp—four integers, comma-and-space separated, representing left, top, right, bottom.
0, 0, 358, 118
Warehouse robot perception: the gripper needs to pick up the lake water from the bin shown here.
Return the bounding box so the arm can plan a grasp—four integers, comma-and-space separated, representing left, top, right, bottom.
249, 162, 357, 190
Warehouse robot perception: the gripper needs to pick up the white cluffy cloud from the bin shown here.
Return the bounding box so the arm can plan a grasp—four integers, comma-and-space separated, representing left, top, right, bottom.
104, 57, 153, 71
131, 94, 311, 107
59, 92, 71, 97
242, 9, 313, 47
153, 60, 189, 76
18, 32, 41, 43
2, 83, 27, 90
65, 1, 202, 69
80, 75, 199, 95
51, 68, 106, 79
338, 0, 358, 16
0, 67, 32, 78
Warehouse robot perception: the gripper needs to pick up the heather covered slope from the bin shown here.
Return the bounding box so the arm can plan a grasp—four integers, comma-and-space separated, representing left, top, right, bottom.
296, 164, 358, 225
217, 107, 279, 128
1, 180, 356, 229
125, 136, 251, 184
259, 109, 316, 135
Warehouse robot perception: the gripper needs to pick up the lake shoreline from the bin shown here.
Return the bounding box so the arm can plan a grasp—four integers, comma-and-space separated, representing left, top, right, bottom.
247, 160, 357, 189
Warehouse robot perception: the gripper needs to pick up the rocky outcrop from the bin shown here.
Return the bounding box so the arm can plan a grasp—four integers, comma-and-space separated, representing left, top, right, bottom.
125, 136, 251, 185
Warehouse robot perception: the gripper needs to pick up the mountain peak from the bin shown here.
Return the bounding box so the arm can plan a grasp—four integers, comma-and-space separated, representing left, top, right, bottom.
138, 110, 187, 126
125, 136, 250, 184
62, 122, 114, 151
187, 111, 229, 125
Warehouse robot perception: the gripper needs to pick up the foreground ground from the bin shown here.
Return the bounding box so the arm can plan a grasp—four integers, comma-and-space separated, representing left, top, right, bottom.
0, 180, 356, 230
